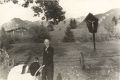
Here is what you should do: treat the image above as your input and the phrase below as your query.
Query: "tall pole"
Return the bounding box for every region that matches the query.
[89,20,96,51]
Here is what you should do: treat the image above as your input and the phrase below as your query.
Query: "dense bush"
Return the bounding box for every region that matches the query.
[29,25,50,43]
[69,19,77,29]
[0,27,10,49]
[7,35,20,44]
[47,24,54,31]
[62,27,75,42]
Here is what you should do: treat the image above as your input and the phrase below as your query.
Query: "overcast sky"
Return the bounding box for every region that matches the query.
[0,0,120,25]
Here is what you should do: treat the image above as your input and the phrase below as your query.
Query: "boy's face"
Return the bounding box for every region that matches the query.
[34,59,38,62]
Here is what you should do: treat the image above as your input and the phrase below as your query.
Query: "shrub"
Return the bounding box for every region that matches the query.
[0,27,10,49]
[47,24,54,31]
[69,19,77,29]
[62,27,75,42]
[7,35,20,44]
[29,25,50,43]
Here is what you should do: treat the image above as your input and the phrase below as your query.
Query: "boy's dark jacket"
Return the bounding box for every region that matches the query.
[29,62,40,76]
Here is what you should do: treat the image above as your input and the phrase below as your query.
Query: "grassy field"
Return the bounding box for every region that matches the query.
[0,40,120,80]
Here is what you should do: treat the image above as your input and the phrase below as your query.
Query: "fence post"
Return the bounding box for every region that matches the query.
[57,73,62,80]
[80,52,85,70]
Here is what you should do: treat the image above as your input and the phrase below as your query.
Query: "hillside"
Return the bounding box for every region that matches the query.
[71,8,120,42]
[1,18,49,31]
[1,8,120,42]
[1,18,31,31]
[50,8,120,42]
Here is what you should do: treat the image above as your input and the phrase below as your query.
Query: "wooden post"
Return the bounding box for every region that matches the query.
[57,73,62,80]
[93,32,96,51]
[91,21,96,51]
[80,52,85,70]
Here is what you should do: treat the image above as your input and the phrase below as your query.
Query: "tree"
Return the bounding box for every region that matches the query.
[69,19,77,29]
[62,27,75,42]
[47,23,54,31]
[0,0,65,24]
[112,16,117,25]
[29,24,50,43]
[73,19,77,28]
[64,21,66,24]
[0,27,10,49]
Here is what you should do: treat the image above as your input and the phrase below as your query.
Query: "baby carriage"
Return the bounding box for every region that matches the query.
[7,64,45,80]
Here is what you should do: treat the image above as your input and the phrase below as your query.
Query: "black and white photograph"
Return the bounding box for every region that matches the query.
[0,0,120,80]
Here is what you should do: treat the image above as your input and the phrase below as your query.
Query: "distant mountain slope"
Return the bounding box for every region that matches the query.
[51,8,120,42]
[1,18,51,31]
[2,18,32,31]
[98,8,120,33]
[1,8,120,42]
[71,8,120,41]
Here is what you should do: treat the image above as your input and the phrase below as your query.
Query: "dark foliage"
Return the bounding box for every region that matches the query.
[29,24,50,43]
[0,27,10,49]
[63,27,75,42]
[69,19,77,29]
[47,23,54,31]
[0,0,65,24]
[112,16,118,25]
